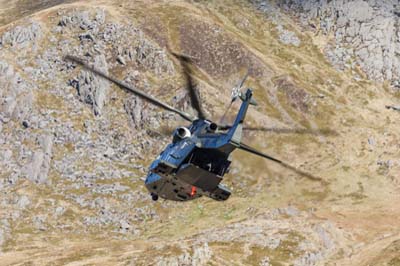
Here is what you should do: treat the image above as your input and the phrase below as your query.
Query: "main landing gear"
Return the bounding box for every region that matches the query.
[151,193,159,201]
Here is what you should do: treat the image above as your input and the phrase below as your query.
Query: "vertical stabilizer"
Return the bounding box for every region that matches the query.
[227,89,253,146]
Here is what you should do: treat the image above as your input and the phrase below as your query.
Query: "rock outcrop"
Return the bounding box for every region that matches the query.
[23,135,54,184]
[0,21,42,48]
[58,9,106,30]
[279,0,400,86]
[0,61,35,124]
[72,54,110,116]
[156,243,213,266]
[0,219,10,252]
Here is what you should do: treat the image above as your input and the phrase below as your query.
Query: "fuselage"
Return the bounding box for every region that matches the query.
[145,119,233,201]
[145,89,254,202]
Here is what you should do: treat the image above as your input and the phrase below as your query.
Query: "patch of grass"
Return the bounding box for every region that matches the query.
[342,166,351,172]
[301,188,329,201]
[35,89,66,110]
[341,181,367,203]
[245,231,305,265]
[389,257,400,266]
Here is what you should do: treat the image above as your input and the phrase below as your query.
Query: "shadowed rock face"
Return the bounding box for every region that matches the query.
[0,0,76,26]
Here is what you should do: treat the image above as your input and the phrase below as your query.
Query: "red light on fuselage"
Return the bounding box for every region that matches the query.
[190,186,197,197]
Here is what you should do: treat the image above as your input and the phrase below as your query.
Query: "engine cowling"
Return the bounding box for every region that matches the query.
[207,122,218,133]
[173,127,191,142]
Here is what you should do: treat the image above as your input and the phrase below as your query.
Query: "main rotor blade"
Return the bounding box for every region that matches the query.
[171,52,207,120]
[242,127,338,136]
[65,55,195,122]
[218,125,337,136]
[238,142,323,182]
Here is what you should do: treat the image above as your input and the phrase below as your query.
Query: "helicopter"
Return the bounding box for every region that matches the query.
[65,53,321,202]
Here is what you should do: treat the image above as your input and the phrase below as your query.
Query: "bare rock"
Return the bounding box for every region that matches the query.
[156,243,212,266]
[0,61,34,124]
[25,151,45,183]
[24,135,54,184]
[0,229,4,250]
[100,23,175,75]
[1,150,12,162]
[134,40,174,75]
[0,219,10,251]
[73,54,109,116]
[79,32,95,42]
[58,9,105,31]
[55,206,65,217]
[315,225,335,250]
[124,96,147,129]
[12,92,34,123]
[119,220,131,233]
[192,243,213,266]
[0,21,42,48]
[277,25,301,46]
[83,208,135,229]
[324,45,353,71]
[92,182,129,194]
[17,195,31,209]
[278,0,400,84]
[117,55,126,65]
[32,216,47,231]
[260,257,271,266]
[294,251,323,266]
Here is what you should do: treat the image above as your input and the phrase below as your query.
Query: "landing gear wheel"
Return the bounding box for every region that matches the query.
[151,193,159,201]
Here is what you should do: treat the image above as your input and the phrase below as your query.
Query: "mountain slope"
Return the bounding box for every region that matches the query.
[0,1,399,265]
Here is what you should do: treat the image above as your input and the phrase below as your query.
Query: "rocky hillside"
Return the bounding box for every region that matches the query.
[0,0,399,265]
[279,0,400,86]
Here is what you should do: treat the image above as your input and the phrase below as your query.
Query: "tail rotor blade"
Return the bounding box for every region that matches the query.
[231,70,249,103]
[237,70,249,90]
[220,71,249,124]
[64,55,195,122]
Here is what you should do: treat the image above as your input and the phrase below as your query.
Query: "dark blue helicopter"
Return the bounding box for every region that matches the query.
[145,87,254,202]
[66,54,320,202]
